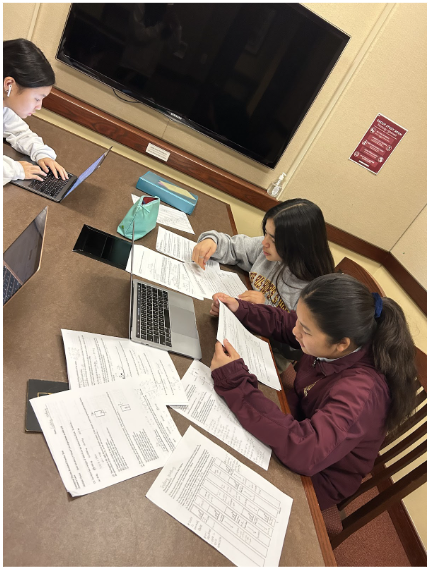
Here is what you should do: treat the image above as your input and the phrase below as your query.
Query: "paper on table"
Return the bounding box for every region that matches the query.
[171,361,271,469]
[31,379,182,497]
[132,194,194,234]
[217,302,281,390]
[61,329,188,405]
[156,226,219,271]
[126,244,204,300]
[183,262,248,300]
[146,426,292,567]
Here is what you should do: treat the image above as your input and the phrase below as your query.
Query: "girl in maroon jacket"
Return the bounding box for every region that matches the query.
[209,273,417,510]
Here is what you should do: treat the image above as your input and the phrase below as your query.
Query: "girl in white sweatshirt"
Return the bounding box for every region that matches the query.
[3,38,67,186]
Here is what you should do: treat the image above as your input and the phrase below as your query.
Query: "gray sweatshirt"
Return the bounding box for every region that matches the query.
[198,230,308,311]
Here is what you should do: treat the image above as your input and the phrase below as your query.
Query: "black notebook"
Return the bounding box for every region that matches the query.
[25,379,69,432]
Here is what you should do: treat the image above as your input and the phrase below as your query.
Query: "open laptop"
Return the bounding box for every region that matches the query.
[3,206,48,305]
[5,145,112,202]
[128,223,202,359]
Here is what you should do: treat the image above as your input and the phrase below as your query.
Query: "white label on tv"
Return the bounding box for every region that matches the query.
[146,143,170,162]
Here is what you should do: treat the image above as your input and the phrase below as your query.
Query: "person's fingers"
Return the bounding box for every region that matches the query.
[223,339,239,357]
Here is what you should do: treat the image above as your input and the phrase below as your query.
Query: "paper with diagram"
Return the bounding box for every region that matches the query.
[31,379,182,497]
[217,302,281,390]
[171,361,271,469]
[146,426,292,567]
[61,329,188,405]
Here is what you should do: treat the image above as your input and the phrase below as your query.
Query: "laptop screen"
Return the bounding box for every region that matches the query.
[63,146,112,198]
[128,221,135,339]
[3,207,48,303]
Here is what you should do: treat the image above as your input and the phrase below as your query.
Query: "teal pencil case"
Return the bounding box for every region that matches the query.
[117,195,159,240]
[136,171,197,215]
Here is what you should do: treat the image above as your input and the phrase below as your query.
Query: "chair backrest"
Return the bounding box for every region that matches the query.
[335,256,385,296]
[330,347,427,549]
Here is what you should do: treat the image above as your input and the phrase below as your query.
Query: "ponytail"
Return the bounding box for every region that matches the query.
[301,274,417,433]
[371,298,417,432]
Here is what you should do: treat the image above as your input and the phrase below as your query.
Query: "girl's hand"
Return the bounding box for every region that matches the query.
[19,161,46,181]
[210,293,239,317]
[238,290,265,304]
[192,239,217,270]
[37,158,69,181]
[210,339,241,371]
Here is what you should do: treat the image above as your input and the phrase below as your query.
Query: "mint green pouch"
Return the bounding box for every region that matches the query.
[117,196,160,240]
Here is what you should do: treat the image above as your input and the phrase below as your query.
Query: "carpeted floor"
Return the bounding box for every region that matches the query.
[322,487,411,567]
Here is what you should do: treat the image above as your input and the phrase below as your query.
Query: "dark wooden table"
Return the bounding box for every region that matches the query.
[3,118,335,566]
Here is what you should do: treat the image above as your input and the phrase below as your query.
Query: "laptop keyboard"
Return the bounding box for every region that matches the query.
[3,265,21,305]
[29,170,73,197]
[136,282,172,347]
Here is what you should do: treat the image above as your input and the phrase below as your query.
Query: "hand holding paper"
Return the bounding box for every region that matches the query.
[210,338,242,371]
[216,300,281,390]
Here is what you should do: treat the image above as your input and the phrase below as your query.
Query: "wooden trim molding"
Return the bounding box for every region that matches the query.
[43,88,426,314]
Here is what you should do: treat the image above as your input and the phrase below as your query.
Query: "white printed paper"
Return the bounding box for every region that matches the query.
[126,244,203,300]
[61,329,188,405]
[132,194,194,234]
[146,427,292,567]
[183,262,248,300]
[171,361,271,469]
[217,302,281,390]
[156,226,219,271]
[31,379,182,496]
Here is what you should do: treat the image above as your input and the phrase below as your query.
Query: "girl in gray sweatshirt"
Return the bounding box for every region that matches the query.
[192,198,335,367]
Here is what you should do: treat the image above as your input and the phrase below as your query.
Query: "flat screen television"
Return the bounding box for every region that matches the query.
[57,3,349,168]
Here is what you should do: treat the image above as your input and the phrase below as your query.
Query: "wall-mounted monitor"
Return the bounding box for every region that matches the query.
[57,3,350,168]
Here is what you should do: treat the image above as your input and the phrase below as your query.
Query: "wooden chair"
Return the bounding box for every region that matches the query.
[335,256,385,296]
[329,345,427,549]
[325,258,428,556]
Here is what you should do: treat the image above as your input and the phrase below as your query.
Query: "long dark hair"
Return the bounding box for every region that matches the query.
[3,38,55,88]
[262,198,334,283]
[300,273,417,433]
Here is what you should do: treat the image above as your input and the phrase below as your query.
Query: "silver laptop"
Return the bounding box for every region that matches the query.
[128,224,202,359]
[6,145,112,202]
[3,206,48,305]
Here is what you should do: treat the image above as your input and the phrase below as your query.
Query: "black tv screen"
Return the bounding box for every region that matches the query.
[57,4,349,168]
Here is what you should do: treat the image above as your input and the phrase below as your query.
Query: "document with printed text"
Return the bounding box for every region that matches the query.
[132,194,194,233]
[217,302,281,390]
[146,427,292,567]
[62,329,188,405]
[171,361,271,469]
[156,226,219,270]
[31,379,182,497]
[126,245,204,300]
[184,262,248,300]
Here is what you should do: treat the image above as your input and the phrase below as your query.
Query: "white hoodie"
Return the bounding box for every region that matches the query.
[3,107,56,185]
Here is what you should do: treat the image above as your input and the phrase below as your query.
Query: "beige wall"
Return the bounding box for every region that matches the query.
[3,3,427,288]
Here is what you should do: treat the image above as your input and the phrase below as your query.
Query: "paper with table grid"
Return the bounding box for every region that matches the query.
[146,426,292,567]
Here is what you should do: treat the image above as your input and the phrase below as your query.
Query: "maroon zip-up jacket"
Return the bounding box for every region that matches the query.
[212,300,390,510]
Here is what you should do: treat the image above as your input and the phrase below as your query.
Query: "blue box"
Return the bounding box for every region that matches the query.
[136,171,198,215]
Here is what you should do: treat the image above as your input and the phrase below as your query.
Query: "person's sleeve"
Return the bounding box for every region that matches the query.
[3,109,56,163]
[3,155,24,185]
[233,299,301,348]
[197,231,263,272]
[212,361,376,477]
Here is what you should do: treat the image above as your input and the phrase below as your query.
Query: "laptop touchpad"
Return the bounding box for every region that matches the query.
[170,306,199,339]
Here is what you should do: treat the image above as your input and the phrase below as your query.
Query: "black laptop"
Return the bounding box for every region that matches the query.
[5,145,112,202]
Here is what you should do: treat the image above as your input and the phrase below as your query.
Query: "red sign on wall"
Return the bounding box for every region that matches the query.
[349,114,407,174]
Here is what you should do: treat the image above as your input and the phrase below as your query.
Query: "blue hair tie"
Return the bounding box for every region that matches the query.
[372,292,383,319]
